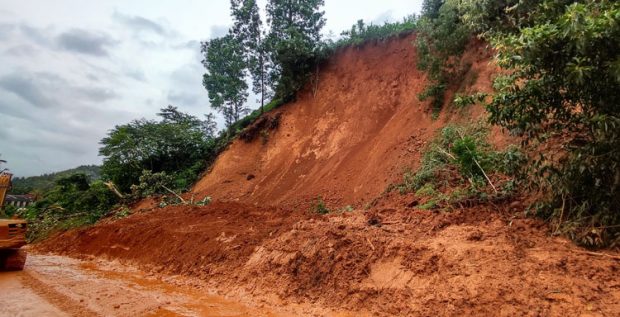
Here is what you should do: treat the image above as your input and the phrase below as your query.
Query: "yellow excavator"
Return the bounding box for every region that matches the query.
[0,170,28,270]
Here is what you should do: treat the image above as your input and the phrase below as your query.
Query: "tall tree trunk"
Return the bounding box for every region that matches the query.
[260,54,265,114]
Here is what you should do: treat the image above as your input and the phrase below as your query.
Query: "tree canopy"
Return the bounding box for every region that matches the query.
[201,35,250,126]
[99,106,218,192]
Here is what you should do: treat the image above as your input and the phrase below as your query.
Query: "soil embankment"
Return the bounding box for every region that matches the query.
[191,35,496,208]
[38,35,620,316]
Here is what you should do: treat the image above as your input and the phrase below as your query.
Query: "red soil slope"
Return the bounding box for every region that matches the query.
[192,34,496,208]
[39,35,620,316]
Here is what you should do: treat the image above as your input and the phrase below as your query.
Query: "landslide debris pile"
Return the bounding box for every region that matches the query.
[39,35,620,316]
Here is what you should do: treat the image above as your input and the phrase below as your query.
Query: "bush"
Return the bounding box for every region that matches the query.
[17,174,120,241]
[397,123,524,209]
[130,170,174,199]
[415,0,472,114]
[484,1,620,247]
[331,16,418,50]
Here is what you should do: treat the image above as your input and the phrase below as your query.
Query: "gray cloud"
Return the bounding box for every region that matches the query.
[210,25,229,38]
[75,86,118,102]
[172,40,199,50]
[112,12,167,36]
[19,24,51,45]
[168,90,200,107]
[0,23,15,39]
[0,73,54,107]
[124,68,147,82]
[4,44,38,57]
[56,28,117,56]
[0,99,30,119]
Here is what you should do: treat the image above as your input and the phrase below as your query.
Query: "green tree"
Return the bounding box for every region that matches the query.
[415,0,471,113]
[158,105,217,138]
[486,0,620,246]
[265,0,326,101]
[421,0,444,19]
[99,107,217,192]
[201,35,249,126]
[230,0,272,113]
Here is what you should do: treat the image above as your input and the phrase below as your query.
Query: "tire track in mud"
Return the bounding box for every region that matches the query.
[20,270,100,317]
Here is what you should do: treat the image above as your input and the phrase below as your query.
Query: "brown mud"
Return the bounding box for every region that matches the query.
[0,253,290,317]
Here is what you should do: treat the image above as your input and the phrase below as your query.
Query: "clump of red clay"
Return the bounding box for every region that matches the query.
[38,34,620,316]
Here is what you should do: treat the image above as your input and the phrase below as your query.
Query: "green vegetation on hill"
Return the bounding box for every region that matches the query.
[332,16,418,49]
[13,173,118,241]
[10,165,101,195]
[412,0,620,247]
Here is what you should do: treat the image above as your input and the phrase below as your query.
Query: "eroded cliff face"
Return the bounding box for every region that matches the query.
[192,35,496,207]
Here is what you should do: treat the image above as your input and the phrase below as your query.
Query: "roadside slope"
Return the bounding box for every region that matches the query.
[192,35,495,208]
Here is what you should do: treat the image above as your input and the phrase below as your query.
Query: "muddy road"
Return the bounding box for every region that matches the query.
[0,253,280,317]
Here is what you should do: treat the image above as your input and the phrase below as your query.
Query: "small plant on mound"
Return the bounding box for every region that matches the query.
[312,196,330,215]
[397,123,525,210]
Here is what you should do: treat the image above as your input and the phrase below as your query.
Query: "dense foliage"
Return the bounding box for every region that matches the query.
[202,0,326,109]
[14,173,119,241]
[483,0,620,246]
[230,0,272,113]
[9,165,100,195]
[415,0,619,246]
[201,35,250,126]
[99,106,218,193]
[332,16,418,49]
[265,0,326,101]
[415,0,472,113]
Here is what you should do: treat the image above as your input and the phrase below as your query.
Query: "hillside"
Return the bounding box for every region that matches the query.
[10,165,101,194]
[38,36,620,316]
[192,35,496,208]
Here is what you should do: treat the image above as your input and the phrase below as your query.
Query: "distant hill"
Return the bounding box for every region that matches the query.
[10,165,101,194]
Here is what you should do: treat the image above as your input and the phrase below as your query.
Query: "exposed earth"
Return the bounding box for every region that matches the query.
[17,35,620,316]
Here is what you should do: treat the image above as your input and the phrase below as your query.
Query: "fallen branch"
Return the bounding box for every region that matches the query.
[104,181,124,199]
[161,185,187,204]
[366,237,376,251]
[577,250,620,260]
[472,156,498,194]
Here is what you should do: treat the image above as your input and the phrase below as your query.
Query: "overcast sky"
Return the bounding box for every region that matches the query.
[0,0,423,177]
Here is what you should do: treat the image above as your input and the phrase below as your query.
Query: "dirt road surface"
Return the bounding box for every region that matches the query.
[0,253,280,317]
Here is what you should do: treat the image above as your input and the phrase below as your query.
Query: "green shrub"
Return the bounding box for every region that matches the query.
[415,0,472,114]
[130,170,174,199]
[16,174,120,241]
[397,123,524,209]
[330,16,418,50]
[483,0,620,247]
